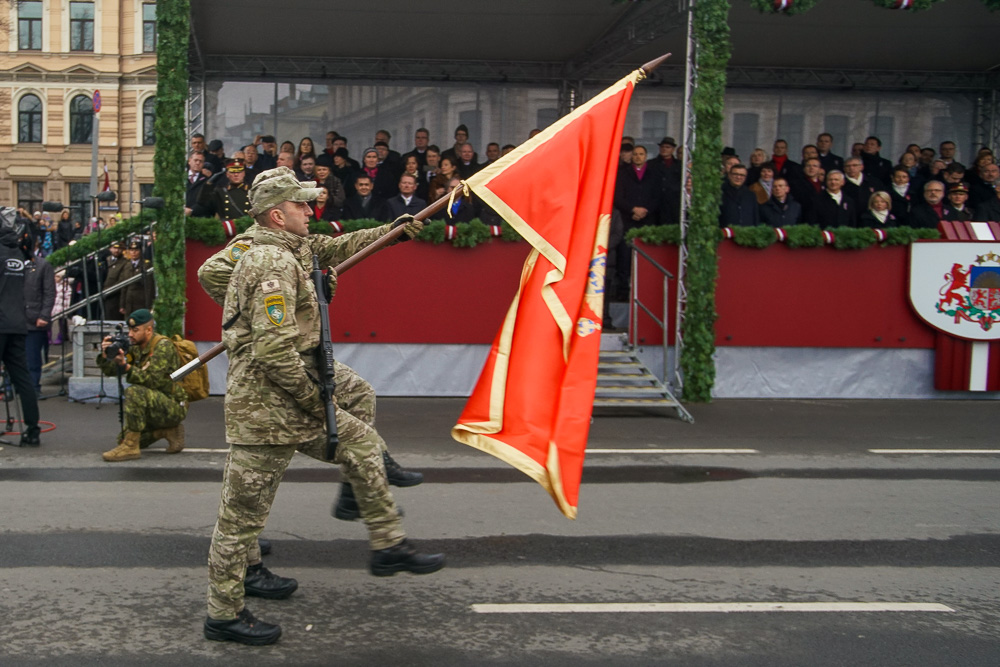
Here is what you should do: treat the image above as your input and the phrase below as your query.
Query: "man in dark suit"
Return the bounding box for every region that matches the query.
[861,136,893,186]
[771,139,801,182]
[816,132,844,174]
[648,136,682,225]
[184,150,209,215]
[718,164,758,227]
[374,130,403,170]
[383,174,427,222]
[402,128,431,169]
[456,143,480,178]
[909,180,957,229]
[813,171,858,228]
[843,157,885,214]
[341,174,385,220]
[973,185,1000,222]
[614,145,661,230]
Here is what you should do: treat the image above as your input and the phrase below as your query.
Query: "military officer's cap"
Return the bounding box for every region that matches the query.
[127,309,153,327]
[110,240,123,249]
[248,167,323,216]
[949,181,970,194]
[226,157,246,173]
[127,238,142,250]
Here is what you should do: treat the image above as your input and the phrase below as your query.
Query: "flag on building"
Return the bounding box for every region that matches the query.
[451,67,645,519]
[102,161,111,191]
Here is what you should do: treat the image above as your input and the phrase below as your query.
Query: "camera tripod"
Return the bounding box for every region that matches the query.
[0,364,24,447]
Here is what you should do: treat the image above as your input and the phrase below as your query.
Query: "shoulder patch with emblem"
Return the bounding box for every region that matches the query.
[261,279,281,294]
[264,295,286,325]
[229,242,251,262]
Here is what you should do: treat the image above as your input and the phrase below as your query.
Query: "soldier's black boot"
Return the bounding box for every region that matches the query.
[19,425,40,447]
[371,539,445,577]
[243,562,298,599]
[258,538,271,556]
[332,482,404,521]
[383,451,424,487]
[204,607,281,645]
[332,482,360,521]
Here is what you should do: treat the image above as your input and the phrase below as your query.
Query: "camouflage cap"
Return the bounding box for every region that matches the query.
[248,166,323,216]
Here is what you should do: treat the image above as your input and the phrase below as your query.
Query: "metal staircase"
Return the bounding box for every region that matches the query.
[594,333,693,422]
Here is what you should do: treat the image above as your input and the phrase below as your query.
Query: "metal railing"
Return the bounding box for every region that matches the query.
[629,242,675,392]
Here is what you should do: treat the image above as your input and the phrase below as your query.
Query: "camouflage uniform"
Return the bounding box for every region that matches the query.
[203,189,416,620]
[96,334,188,440]
[197,224,386,441]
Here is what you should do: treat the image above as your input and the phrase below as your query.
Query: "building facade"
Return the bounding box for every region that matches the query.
[0,0,157,224]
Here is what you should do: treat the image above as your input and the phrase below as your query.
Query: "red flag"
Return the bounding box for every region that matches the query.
[451,69,643,518]
[102,162,111,191]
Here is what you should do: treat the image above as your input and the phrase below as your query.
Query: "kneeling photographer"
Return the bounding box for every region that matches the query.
[97,309,188,462]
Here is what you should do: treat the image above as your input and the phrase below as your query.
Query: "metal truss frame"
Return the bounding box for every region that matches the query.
[674,0,696,396]
[190,52,1000,96]
[973,89,1000,155]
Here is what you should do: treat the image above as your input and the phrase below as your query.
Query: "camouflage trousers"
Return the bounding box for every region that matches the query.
[238,362,385,567]
[206,392,404,620]
[120,385,186,442]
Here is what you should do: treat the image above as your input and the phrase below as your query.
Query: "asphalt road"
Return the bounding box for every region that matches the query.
[0,396,998,666]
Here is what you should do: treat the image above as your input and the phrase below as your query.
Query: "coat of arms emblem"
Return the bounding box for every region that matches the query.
[910,242,1000,341]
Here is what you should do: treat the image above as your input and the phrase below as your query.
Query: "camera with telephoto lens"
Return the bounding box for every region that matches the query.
[106,324,131,359]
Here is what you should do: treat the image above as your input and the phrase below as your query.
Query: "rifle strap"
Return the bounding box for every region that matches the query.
[222,310,240,331]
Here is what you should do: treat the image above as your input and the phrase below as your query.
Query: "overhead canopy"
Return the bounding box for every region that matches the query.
[190,0,1000,91]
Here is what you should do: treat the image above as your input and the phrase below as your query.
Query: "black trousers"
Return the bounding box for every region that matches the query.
[0,333,40,429]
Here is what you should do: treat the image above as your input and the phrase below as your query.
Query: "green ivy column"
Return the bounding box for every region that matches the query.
[681,0,731,402]
[152,0,190,338]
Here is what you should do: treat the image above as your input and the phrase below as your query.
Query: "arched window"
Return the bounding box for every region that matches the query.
[70,94,94,144]
[142,97,156,146]
[18,94,42,143]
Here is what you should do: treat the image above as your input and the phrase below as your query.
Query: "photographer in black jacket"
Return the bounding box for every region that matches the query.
[0,207,41,446]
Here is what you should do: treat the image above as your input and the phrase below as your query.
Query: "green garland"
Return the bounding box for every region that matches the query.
[681,0,731,403]
[630,223,940,249]
[151,0,189,338]
[48,216,524,270]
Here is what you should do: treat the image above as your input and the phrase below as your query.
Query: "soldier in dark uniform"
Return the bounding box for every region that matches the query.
[101,241,125,318]
[112,238,155,318]
[198,157,252,222]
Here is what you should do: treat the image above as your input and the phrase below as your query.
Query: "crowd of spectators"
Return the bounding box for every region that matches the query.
[613,133,1000,233]
[183,125,519,226]
[708,135,999,229]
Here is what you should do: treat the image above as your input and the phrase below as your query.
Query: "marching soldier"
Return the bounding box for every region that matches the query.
[197,225,425,523]
[96,309,188,461]
[198,157,251,221]
[201,167,443,646]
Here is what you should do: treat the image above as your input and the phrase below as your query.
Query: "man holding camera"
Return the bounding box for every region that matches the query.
[97,309,188,462]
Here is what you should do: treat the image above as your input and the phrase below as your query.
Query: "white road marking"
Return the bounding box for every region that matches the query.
[586,448,758,454]
[869,449,1000,454]
[471,602,954,614]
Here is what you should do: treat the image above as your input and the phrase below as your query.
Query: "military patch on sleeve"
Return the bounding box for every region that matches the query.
[264,295,286,325]
[228,242,251,262]
[261,279,281,294]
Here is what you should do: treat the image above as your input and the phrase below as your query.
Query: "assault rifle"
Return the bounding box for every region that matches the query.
[311,255,339,460]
